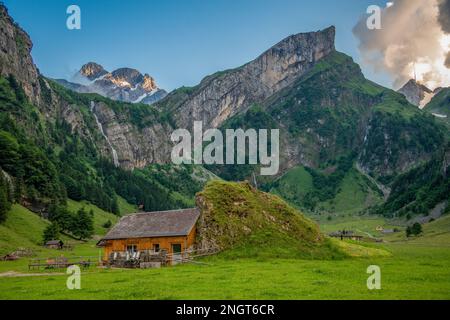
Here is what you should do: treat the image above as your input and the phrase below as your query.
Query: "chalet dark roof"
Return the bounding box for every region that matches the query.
[101,208,200,241]
[45,240,63,245]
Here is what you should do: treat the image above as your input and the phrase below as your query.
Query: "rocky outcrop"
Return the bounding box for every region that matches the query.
[0,5,40,104]
[92,101,173,169]
[398,79,433,108]
[164,26,336,129]
[0,6,100,153]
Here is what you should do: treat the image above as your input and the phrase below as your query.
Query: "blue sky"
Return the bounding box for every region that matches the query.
[3,0,391,91]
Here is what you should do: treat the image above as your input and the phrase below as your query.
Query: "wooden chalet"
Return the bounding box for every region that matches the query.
[44,240,64,249]
[97,208,200,267]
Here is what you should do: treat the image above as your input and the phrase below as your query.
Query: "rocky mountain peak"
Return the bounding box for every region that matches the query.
[106,68,145,88]
[58,64,167,104]
[80,62,108,81]
[167,26,336,128]
[398,79,434,108]
[142,74,157,92]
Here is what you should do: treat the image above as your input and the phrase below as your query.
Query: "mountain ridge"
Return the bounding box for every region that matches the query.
[0,2,448,221]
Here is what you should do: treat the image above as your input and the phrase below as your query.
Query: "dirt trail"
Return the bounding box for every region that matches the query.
[0,271,64,278]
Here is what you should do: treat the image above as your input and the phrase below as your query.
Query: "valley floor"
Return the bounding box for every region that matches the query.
[0,242,449,300]
[0,204,449,300]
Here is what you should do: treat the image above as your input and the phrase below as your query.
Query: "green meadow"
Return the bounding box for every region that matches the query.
[0,204,449,300]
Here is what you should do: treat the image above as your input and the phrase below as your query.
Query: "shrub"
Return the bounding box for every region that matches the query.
[102,220,112,229]
[406,223,423,237]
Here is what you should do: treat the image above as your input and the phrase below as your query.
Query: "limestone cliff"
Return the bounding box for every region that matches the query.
[0,5,40,105]
[162,27,336,129]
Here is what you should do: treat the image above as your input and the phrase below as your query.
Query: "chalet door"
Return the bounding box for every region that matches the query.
[171,244,182,265]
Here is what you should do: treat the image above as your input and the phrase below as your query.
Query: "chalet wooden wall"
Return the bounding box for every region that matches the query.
[102,227,197,261]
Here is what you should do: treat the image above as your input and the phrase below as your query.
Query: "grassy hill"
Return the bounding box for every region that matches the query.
[0,197,132,256]
[271,166,383,219]
[0,205,49,256]
[195,180,386,260]
[424,88,450,124]
[66,200,120,236]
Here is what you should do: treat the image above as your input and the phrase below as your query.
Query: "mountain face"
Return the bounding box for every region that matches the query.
[160,27,336,128]
[0,4,207,217]
[66,25,447,217]
[398,79,434,108]
[92,27,338,169]
[0,6,40,105]
[0,2,448,220]
[56,63,168,105]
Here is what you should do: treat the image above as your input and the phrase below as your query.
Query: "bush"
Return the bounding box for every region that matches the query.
[406,223,423,237]
[102,220,112,229]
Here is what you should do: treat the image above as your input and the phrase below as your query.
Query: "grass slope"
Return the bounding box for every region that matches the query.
[0,196,132,256]
[272,166,383,219]
[424,88,450,124]
[116,196,137,215]
[0,205,49,256]
[66,200,120,236]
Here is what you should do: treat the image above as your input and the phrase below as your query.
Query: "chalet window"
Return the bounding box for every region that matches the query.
[153,244,160,252]
[126,245,137,254]
[172,244,182,254]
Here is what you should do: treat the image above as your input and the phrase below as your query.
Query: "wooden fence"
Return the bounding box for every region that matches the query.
[28,256,99,271]
[107,248,219,268]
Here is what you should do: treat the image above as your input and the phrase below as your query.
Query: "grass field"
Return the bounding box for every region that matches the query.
[0,203,449,300]
[320,216,401,237]
[0,242,448,300]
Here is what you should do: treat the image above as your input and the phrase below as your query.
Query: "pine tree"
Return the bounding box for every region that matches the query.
[72,208,94,240]
[0,173,11,223]
[111,197,120,215]
[42,223,60,244]
[411,223,423,236]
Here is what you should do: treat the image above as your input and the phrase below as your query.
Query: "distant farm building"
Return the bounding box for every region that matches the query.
[328,231,363,241]
[44,240,64,250]
[98,208,201,267]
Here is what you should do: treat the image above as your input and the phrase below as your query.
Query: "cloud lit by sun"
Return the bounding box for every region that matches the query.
[354,0,450,90]
[406,34,450,89]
